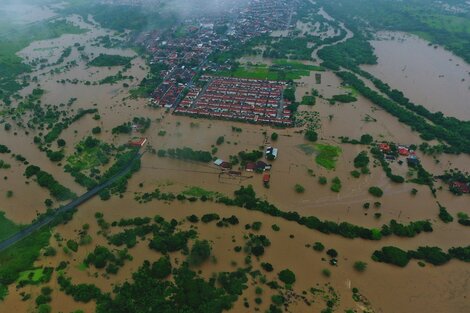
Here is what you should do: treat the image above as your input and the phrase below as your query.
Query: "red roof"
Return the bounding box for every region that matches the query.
[450,182,470,193]
[263,173,270,183]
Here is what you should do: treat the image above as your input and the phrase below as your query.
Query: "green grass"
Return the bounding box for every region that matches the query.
[0,212,22,241]
[182,186,221,198]
[17,268,45,283]
[314,144,342,170]
[76,262,88,271]
[67,140,111,171]
[216,61,323,81]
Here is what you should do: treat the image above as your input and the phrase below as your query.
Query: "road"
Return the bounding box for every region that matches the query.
[0,151,144,253]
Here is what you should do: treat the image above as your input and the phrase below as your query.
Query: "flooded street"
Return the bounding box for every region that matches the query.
[363,32,470,120]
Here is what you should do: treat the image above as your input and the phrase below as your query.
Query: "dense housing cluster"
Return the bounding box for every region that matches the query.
[175,77,292,125]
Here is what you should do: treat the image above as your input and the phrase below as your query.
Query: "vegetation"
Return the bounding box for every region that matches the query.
[331,94,357,103]
[278,269,296,285]
[158,147,212,163]
[437,203,454,223]
[314,144,341,170]
[88,54,133,67]
[368,187,384,198]
[25,165,76,201]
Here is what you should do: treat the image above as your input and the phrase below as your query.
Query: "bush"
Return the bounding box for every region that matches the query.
[261,262,273,272]
[66,240,78,252]
[438,203,453,223]
[326,249,338,258]
[353,261,367,272]
[294,184,305,193]
[368,186,383,197]
[92,127,102,134]
[322,269,331,277]
[318,176,327,185]
[278,269,296,285]
[271,133,279,141]
[313,242,324,252]
[304,129,318,142]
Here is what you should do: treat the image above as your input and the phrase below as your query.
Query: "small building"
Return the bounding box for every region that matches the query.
[265,146,278,160]
[379,143,391,153]
[128,137,147,147]
[450,181,470,194]
[245,162,256,172]
[220,162,231,169]
[398,146,410,156]
[213,159,224,166]
[255,161,270,171]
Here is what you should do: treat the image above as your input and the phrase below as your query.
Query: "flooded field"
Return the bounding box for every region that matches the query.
[1,6,469,313]
[363,31,470,120]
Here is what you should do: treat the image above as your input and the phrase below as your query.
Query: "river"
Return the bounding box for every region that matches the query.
[363,31,470,120]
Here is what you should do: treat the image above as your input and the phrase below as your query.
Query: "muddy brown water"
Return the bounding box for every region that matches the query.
[363,31,470,120]
[1,11,470,313]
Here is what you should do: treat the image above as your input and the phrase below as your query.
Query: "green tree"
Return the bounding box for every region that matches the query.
[189,240,211,266]
[278,269,296,285]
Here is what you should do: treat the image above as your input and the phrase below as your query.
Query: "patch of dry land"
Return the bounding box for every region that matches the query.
[0,8,469,313]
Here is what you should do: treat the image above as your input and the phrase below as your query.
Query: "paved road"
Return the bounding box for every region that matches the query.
[0,151,143,253]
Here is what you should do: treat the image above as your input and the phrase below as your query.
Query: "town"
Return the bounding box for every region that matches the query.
[140,0,298,124]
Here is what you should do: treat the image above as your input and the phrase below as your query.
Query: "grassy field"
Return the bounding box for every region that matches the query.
[182,186,221,198]
[314,144,342,170]
[216,61,323,81]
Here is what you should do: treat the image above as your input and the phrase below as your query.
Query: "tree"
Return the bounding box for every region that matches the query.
[313,242,324,252]
[368,186,383,197]
[261,262,273,272]
[278,269,296,285]
[271,133,279,141]
[189,240,211,266]
[151,256,172,279]
[304,129,318,142]
[360,134,373,144]
[92,127,102,134]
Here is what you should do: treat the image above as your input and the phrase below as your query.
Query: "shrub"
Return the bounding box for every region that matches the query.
[368,186,383,197]
[304,129,318,142]
[294,184,305,193]
[271,133,279,141]
[322,269,331,277]
[278,269,296,285]
[261,262,273,272]
[326,249,338,258]
[318,176,327,185]
[353,261,367,272]
[313,242,324,252]
[189,240,211,266]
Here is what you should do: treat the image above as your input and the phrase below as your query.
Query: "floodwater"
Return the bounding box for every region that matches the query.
[363,31,470,120]
[1,8,470,313]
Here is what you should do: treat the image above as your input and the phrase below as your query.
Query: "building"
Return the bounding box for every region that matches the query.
[128,137,147,147]
[265,146,278,160]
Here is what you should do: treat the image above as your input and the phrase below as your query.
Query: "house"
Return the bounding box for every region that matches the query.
[255,161,270,171]
[265,146,278,160]
[220,162,231,169]
[245,162,256,172]
[398,146,410,156]
[450,181,470,194]
[379,143,391,153]
[128,137,147,147]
